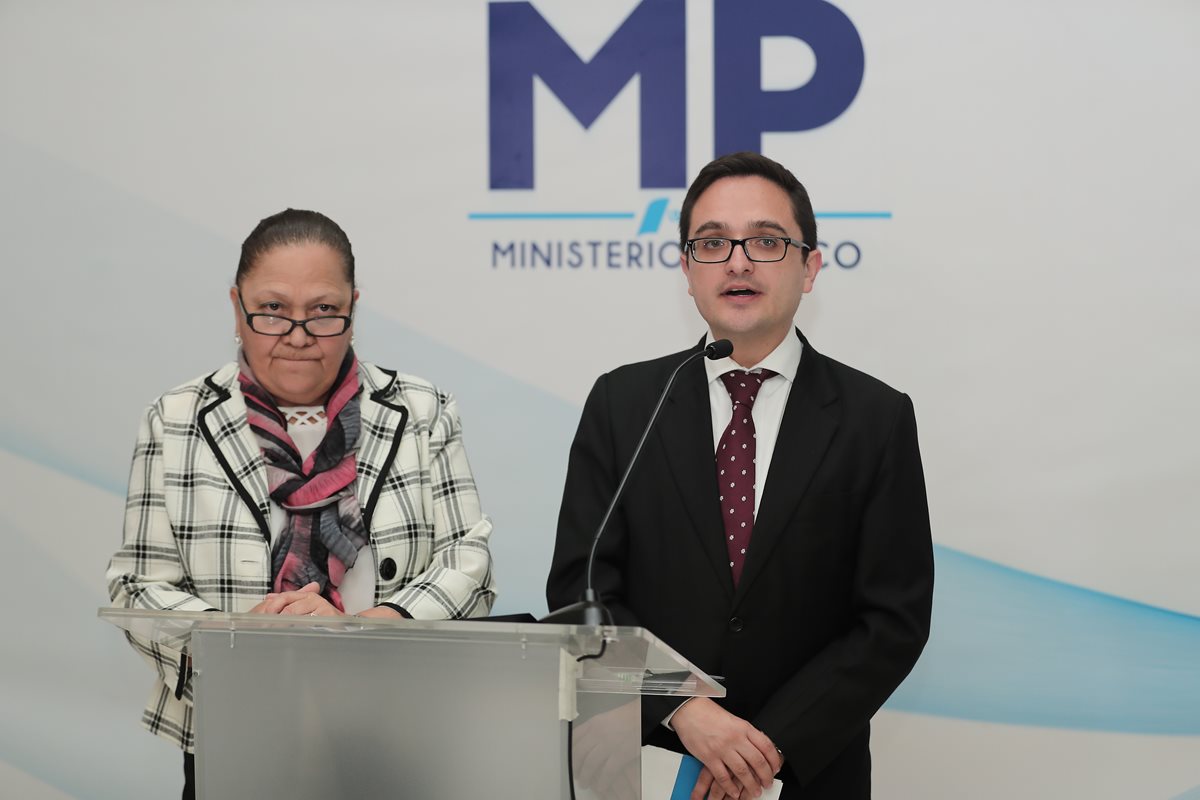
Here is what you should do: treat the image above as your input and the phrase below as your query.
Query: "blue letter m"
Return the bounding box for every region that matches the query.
[488,0,685,190]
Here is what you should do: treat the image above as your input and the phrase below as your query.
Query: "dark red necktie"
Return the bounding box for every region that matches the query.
[717,369,777,586]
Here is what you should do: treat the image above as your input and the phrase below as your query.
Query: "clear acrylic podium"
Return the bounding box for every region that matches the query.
[99,609,723,799]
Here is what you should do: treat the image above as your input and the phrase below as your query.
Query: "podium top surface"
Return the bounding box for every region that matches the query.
[99,608,725,697]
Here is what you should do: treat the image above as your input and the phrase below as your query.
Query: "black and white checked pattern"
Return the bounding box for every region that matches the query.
[106,361,496,751]
[716,369,776,585]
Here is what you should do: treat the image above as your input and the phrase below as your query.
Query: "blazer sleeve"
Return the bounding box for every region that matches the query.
[751,392,934,783]
[106,403,219,685]
[547,372,640,625]
[384,393,496,619]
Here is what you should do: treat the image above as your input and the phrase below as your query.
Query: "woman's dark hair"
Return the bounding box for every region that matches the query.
[236,209,356,287]
[678,152,817,251]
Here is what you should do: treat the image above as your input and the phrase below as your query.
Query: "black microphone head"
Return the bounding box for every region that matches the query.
[705,339,734,359]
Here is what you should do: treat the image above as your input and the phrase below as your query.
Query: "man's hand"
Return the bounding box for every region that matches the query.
[671,697,781,800]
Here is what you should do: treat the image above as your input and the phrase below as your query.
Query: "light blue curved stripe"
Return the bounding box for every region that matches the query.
[888,545,1200,733]
[5,130,1199,737]
[0,437,124,496]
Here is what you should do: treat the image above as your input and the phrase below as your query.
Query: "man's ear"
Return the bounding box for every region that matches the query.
[802,247,823,293]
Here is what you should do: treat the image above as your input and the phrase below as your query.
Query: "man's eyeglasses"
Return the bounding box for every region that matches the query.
[685,236,810,264]
[236,292,353,337]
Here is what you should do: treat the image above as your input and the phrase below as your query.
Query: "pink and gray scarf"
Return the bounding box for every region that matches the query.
[238,350,367,612]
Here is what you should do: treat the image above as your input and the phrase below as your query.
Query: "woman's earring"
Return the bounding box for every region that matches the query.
[351,335,356,346]
[234,333,242,346]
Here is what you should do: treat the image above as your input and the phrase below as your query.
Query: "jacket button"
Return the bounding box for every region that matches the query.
[379,558,397,581]
[728,616,744,633]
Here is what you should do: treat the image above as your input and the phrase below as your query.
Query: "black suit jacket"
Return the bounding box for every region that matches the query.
[547,331,934,798]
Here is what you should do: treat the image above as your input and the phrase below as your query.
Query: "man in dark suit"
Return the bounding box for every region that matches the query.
[547,152,934,799]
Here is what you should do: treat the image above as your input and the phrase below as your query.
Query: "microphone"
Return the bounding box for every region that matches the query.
[706,338,734,360]
[543,339,734,626]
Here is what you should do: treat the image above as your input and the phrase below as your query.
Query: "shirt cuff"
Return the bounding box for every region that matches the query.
[662,696,696,731]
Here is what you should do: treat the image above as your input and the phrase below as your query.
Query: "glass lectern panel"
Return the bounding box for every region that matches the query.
[99,609,724,799]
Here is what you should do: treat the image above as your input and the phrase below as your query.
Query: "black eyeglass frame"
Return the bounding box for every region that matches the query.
[236,291,354,338]
[685,236,812,264]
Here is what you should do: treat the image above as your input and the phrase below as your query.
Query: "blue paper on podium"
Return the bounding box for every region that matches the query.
[641,745,783,799]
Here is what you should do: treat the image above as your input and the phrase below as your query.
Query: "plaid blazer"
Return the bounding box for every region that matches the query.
[106,361,496,751]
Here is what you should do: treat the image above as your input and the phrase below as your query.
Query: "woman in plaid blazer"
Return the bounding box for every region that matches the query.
[106,210,495,784]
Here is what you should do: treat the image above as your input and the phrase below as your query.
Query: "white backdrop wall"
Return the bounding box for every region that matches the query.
[2,1,1198,797]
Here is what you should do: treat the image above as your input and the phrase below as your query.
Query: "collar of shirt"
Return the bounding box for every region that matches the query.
[702,330,803,387]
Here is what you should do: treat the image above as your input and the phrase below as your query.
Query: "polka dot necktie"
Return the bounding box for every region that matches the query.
[717,369,777,586]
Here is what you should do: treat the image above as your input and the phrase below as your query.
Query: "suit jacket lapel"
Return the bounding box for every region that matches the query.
[657,350,737,602]
[733,335,840,606]
[355,365,409,532]
[198,364,271,540]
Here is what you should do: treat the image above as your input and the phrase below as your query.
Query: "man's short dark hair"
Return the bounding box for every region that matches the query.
[678,152,817,252]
